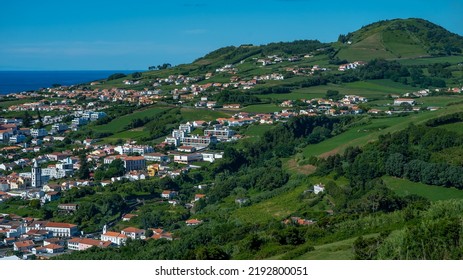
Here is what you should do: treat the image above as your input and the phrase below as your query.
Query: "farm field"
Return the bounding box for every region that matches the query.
[0,98,37,109]
[300,103,463,158]
[242,124,273,137]
[398,55,463,65]
[383,176,463,201]
[281,79,417,102]
[241,103,281,113]
[99,129,149,143]
[438,121,463,134]
[180,107,231,121]
[92,106,170,133]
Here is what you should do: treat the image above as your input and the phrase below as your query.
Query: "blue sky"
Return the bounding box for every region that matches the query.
[1,0,462,70]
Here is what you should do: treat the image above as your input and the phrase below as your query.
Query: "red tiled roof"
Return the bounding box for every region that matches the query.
[44,244,63,250]
[45,222,77,228]
[68,238,111,248]
[14,240,34,248]
[102,231,127,238]
[122,227,144,233]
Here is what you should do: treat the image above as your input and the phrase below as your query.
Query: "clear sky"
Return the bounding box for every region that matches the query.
[1,0,462,70]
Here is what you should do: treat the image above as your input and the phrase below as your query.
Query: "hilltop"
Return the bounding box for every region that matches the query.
[336,18,463,61]
[90,18,463,92]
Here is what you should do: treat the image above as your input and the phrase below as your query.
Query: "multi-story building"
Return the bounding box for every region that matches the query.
[71,117,89,127]
[173,154,203,164]
[100,231,127,246]
[143,153,169,163]
[165,137,180,147]
[68,238,112,251]
[42,158,74,179]
[181,135,217,148]
[123,156,146,171]
[115,144,154,155]
[90,112,107,121]
[121,227,145,239]
[51,123,68,133]
[26,221,78,237]
[30,128,48,138]
[9,134,26,144]
[204,127,235,140]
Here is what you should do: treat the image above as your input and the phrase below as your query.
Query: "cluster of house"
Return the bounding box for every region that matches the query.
[160,189,207,209]
[164,122,235,149]
[6,99,77,112]
[282,216,316,226]
[278,95,368,116]
[0,130,229,198]
[254,54,314,66]
[0,214,174,258]
[0,111,105,146]
[285,65,329,75]
[338,61,366,71]
[99,225,173,247]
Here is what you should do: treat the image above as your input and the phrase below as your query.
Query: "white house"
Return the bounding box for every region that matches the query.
[68,238,112,251]
[121,227,145,239]
[161,190,178,199]
[393,98,416,106]
[100,231,127,246]
[313,183,325,195]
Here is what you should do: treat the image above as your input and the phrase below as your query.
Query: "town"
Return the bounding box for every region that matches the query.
[1,43,463,260]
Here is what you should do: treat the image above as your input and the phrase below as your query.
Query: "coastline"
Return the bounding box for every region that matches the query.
[0,70,140,95]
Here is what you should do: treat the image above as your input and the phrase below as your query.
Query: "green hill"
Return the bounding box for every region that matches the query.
[336,18,463,61]
[193,40,329,68]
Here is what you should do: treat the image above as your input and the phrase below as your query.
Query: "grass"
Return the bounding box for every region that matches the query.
[0,98,36,109]
[180,108,231,121]
[399,55,463,66]
[337,33,397,61]
[256,91,320,101]
[92,106,170,133]
[299,103,463,158]
[382,30,428,58]
[383,176,463,202]
[278,79,417,102]
[415,95,463,107]
[296,237,356,260]
[242,124,273,137]
[438,122,463,134]
[99,129,150,143]
[231,184,308,224]
[241,103,281,113]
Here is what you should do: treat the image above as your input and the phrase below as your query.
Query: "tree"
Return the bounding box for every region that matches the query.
[23,111,32,127]
[77,153,90,179]
[385,153,406,177]
[29,199,41,209]
[195,246,229,260]
[107,73,127,81]
[132,72,142,79]
[36,110,43,124]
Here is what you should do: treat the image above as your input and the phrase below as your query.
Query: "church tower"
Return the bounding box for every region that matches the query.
[31,159,42,188]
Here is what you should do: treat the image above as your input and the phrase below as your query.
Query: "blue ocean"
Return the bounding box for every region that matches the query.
[0,70,139,94]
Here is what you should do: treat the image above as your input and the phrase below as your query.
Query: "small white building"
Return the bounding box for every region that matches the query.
[121,227,145,239]
[101,227,127,246]
[393,98,416,106]
[313,183,325,195]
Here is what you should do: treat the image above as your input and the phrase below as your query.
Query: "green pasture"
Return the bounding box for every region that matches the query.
[383,176,463,202]
[92,106,170,133]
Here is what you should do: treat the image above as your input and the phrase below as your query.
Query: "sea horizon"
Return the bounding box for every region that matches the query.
[0,70,142,95]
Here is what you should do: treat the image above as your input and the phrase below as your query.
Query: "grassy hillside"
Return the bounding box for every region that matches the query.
[337,18,463,61]
[383,176,463,201]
